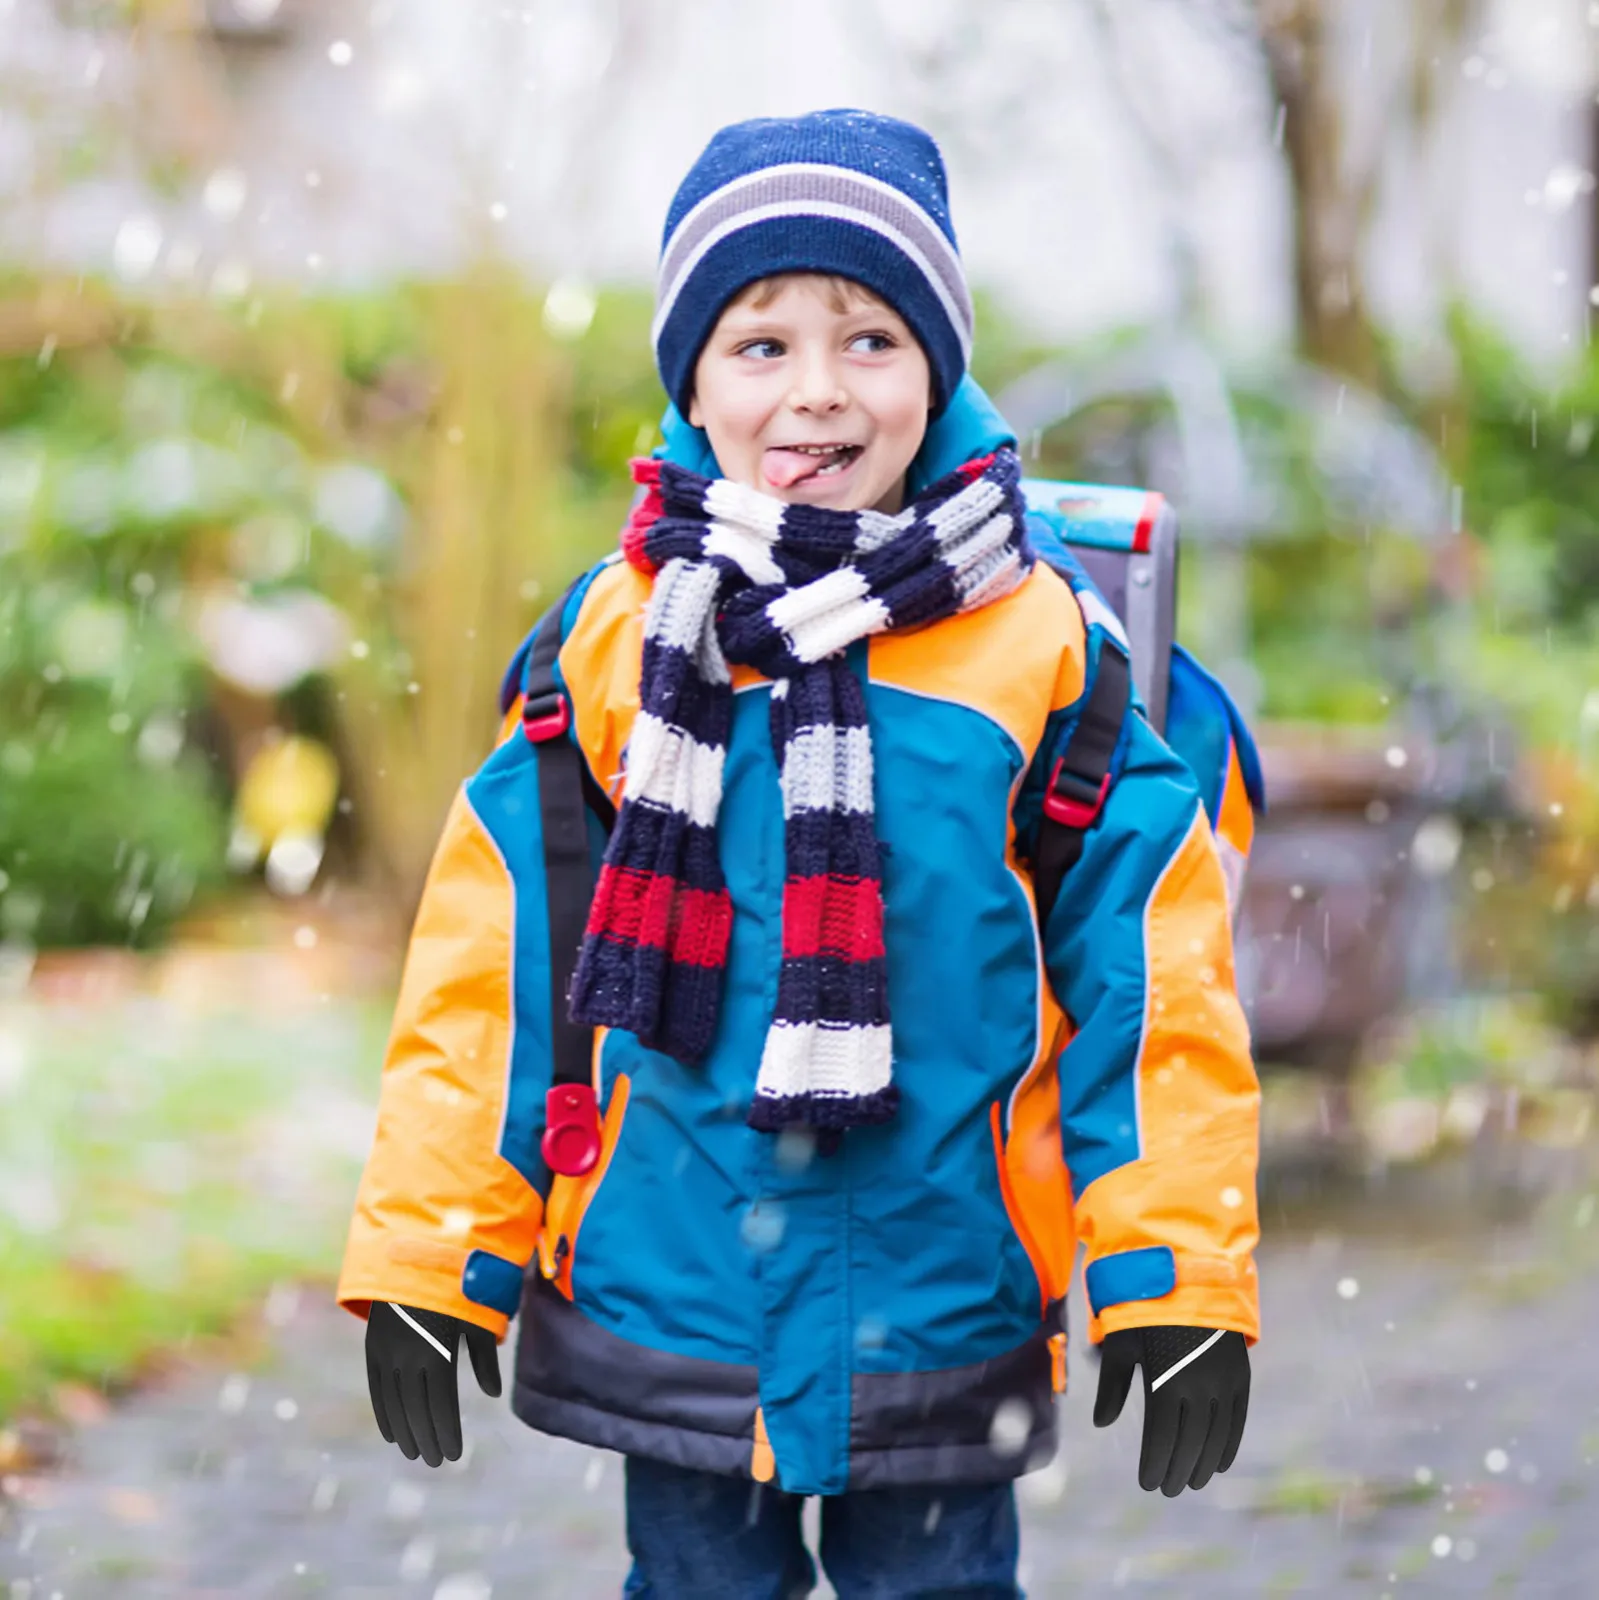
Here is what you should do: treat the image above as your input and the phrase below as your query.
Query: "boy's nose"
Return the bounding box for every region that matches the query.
[788,352,848,415]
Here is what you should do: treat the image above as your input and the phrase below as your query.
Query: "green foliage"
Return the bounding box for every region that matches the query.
[1245,532,1428,723]
[0,348,256,947]
[1446,312,1599,753]
[562,285,661,490]
[1452,316,1599,622]
[0,996,389,1420]
[1364,994,1565,1101]
[0,716,225,948]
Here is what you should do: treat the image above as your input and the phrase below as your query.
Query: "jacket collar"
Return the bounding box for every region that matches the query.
[652,375,1016,495]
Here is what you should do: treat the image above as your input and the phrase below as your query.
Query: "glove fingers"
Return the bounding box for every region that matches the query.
[1092,1345,1135,1428]
[382,1363,420,1461]
[405,1368,445,1468]
[426,1359,465,1463]
[1218,1384,1250,1474]
[1163,1395,1214,1497]
[1188,1393,1232,1490]
[1138,1391,1182,1493]
[464,1324,503,1399]
[366,1348,394,1444]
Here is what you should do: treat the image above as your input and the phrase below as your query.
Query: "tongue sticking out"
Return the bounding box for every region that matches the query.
[763,446,854,489]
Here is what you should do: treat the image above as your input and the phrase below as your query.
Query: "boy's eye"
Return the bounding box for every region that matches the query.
[848,332,896,354]
[736,338,785,359]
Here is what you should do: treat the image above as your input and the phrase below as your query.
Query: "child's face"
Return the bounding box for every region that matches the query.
[688,275,932,515]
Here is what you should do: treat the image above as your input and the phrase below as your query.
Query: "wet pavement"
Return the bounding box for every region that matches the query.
[4,1154,1599,1598]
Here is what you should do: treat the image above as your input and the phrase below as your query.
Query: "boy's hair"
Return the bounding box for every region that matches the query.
[729,273,889,316]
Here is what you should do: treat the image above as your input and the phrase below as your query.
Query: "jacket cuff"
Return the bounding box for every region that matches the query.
[463,1249,526,1316]
[336,1226,521,1340]
[1084,1246,1175,1315]
[1084,1254,1259,1346]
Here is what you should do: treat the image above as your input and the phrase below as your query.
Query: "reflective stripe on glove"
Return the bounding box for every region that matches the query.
[1092,1324,1250,1496]
[364,1302,502,1468]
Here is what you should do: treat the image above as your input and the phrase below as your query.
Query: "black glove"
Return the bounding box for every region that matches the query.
[364,1302,502,1468]
[1092,1324,1249,1496]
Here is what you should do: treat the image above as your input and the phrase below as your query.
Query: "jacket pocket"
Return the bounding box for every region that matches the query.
[537,1072,631,1299]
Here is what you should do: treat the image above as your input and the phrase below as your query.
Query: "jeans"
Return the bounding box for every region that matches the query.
[621,1457,1023,1600]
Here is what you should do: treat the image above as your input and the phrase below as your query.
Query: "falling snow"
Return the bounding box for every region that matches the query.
[988,1399,1033,1459]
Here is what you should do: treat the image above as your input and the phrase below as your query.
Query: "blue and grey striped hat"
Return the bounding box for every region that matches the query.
[653,109,973,419]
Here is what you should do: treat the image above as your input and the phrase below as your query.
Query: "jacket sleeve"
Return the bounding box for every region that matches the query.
[1019,644,1262,1347]
[334,721,549,1339]
[336,563,636,1339]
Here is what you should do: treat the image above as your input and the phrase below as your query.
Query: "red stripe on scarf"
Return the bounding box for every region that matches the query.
[956,451,998,484]
[779,874,886,961]
[587,863,732,968]
[623,459,666,573]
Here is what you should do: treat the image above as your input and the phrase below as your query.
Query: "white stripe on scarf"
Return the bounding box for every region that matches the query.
[928,475,1006,542]
[625,711,727,828]
[952,524,1026,606]
[704,525,786,586]
[780,724,876,817]
[755,1021,895,1098]
[767,568,893,664]
[704,477,787,538]
[644,558,733,678]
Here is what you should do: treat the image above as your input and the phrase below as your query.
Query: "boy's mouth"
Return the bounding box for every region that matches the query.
[763,442,865,490]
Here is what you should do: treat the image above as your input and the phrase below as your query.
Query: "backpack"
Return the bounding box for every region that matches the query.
[498,479,1266,1177]
[1016,478,1266,919]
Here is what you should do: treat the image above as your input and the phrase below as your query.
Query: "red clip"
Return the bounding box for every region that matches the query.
[542,1083,600,1177]
[523,696,571,744]
[1042,760,1109,828]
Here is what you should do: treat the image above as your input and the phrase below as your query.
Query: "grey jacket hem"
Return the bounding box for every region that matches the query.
[511,1272,1060,1492]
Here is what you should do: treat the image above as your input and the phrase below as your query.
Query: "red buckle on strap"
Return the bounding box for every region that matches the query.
[541,1084,600,1177]
[522,696,571,744]
[1043,759,1109,828]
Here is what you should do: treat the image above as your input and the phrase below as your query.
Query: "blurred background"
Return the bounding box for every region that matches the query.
[5,0,1599,1594]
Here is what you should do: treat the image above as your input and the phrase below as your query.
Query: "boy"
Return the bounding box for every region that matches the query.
[338,110,1260,1598]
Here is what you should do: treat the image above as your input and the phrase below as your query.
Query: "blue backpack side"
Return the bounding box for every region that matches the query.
[1021,478,1266,912]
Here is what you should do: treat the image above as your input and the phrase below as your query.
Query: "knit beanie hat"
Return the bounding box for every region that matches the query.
[652,109,973,420]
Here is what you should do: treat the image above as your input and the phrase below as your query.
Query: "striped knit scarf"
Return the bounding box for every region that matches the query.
[567,446,1034,1137]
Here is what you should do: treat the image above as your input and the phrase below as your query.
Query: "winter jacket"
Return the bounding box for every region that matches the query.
[336,380,1261,1496]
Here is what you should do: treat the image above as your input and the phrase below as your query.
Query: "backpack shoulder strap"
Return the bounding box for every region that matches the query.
[1032,632,1133,931]
[511,567,615,1176]
[512,564,620,830]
